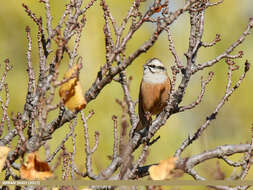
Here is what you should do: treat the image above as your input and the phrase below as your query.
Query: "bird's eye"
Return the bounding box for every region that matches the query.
[157,66,165,70]
[148,65,156,68]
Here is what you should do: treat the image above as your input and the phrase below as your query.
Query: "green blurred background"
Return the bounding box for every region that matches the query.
[0,0,253,184]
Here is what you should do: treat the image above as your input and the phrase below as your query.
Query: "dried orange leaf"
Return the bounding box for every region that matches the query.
[20,152,53,180]
[59,64,87,112]
[149,157,178,180]
[0,146,10,171]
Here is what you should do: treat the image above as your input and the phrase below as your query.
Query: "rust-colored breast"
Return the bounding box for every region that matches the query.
[140,78,171,115]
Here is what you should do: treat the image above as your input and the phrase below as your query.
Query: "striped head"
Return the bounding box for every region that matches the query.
[143,58,168,84]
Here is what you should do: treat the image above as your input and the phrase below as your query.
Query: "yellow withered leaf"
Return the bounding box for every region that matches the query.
[149,157,179,180]
[59,64,87,112]
[0,146,10,171]
[20,152,53,180]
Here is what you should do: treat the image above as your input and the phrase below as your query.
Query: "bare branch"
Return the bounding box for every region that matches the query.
[178,71,214,112]
[62,146,71,180]
[118,70,138,131]
[81,0,98,14]
[0,83,11,135]
[136,143,251,187]
[100,0,115,69]
[194,18,253,73]
[239,127,253,180]
[128,144,149,179]
[112,115,119,159]
[175,60,250,157]
[46,119,77,163]
[201,34,221,48]
[70,131,77,179]
[69,16,86,67]
[81,110,97,179]
[40,0,53,50]
[166,27,183,68]
[221,156,245,167]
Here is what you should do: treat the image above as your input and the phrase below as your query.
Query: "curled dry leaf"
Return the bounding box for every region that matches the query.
[149,157,183,180]
[59,64,87,112]
[0,146,10,171]
[20,152,53,180]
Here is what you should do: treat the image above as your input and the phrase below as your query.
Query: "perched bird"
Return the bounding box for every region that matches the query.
[134,58,171,133]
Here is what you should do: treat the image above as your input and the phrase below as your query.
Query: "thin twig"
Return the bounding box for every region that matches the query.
[112,115,119,159]
[165,27,183,68]
[46,119,77,162]
[174,60,250,157]
[179,71,214,112]
[194,18,253,73]
[81,110,97,179]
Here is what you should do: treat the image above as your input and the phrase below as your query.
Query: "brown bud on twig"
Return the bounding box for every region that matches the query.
[238,50,244,58]
[232,65,240,71]
[249,17,253,28]
[215,34,221,42]
[245,60,250,73]
[225,59,235,65]
[112,115,117,120]
[4,58,9,64]
[25,26,30,32]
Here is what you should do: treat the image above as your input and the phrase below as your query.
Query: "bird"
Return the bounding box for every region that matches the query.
[134,58,171,133]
